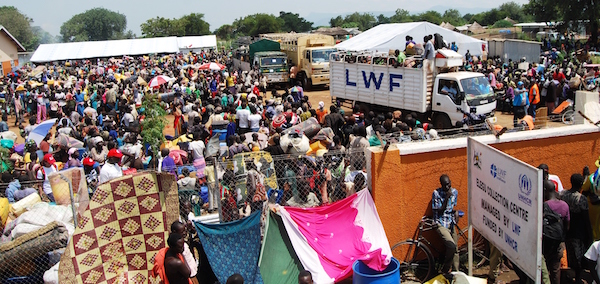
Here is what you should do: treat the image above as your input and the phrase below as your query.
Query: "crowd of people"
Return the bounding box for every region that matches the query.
[1,34,600,283]
[433,163,600,284]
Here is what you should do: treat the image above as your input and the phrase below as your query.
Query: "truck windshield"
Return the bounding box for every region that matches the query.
[460,77,495,106]
[261,57,287,67]
[312,49,336,63]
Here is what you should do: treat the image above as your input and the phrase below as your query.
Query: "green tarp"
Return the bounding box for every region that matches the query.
[259,211,303,284]
[249,39,281,60]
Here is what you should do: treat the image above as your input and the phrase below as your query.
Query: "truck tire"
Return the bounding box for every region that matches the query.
[302,75,312,91]
[432,113,452,130]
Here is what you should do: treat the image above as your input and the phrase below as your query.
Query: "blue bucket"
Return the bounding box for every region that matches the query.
[352,257,400,284]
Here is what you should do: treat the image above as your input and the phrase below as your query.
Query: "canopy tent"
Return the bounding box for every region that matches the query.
[177,35,217,51]
[31,37,179,62]
[335,22,487,56]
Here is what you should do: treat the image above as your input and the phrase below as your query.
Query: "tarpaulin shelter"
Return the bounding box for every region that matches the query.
[249,39,281,61]
[335,22,487,56]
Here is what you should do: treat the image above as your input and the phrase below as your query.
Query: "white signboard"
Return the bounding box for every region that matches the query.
[467,137,542,282]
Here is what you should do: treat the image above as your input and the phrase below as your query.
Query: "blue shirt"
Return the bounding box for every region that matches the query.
[432,188,458,229]
[5,180,20,203]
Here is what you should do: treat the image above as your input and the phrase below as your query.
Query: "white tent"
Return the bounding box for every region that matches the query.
[177,35,217,51]
[31,37,180,62]
[336,22,487,56]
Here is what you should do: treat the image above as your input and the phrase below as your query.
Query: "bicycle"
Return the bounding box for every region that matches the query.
[391,210,488,283]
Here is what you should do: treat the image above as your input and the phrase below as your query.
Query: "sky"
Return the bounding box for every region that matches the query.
[4,0,529,37]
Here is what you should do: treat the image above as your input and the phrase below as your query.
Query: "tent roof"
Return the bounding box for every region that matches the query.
[31,37,180,62]
[335,22,487,55]
[0,26,26,52]
[177,35,217,49]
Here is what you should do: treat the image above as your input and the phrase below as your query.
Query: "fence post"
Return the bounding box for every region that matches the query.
[213,157,222,223]
[59,172,78,228]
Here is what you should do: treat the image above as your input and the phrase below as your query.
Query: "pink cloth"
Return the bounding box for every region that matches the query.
[279,189,391,283]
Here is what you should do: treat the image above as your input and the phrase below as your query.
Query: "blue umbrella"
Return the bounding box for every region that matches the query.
[28,118,57,146]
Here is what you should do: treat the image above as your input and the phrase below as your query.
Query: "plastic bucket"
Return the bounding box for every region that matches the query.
[352,257,400,284]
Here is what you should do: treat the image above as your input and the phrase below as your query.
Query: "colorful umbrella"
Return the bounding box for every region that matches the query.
[290,86,300,93]
[28,118,57,146]
[198,62,226,71]
[148,75,173,88]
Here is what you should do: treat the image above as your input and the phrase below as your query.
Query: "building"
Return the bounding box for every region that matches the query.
[0,26,26,77]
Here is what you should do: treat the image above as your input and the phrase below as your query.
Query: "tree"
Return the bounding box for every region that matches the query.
[389,9,413,23]
[493,19,514,28]
[214,24,234,40]
[413,10,443,24]
[141,17,178,37]
[179,13,211,36]
[0,6,34,50]
[498,2,530,23]
[60,8,127,42]
[442,9,465,26]
[279,11,313,32]
[329,16,344,27]
[232,14,281,36]
[376,14,390,25]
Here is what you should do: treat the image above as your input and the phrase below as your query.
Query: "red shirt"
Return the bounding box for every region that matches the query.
[552,72,566,82]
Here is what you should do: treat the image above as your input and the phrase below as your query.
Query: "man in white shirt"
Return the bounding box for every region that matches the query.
[236,101,251,134]
[584,241,600,284]
[37,154,58,202]
[99,149,123,184]
[248,105,262,132]
[188,133,206,161]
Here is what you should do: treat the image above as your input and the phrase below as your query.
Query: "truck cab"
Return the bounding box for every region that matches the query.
[253,51,289,86]
[299,47,337,88]
[433,72,497,128]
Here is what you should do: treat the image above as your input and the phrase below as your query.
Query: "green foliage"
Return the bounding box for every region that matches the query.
[214,24,234,40]
[389,9,412,23]
[141,17,182,37]
[493,19,514,28]
[0,6,34,50]
[231,13,281,37]
[467,2,531,26]
[442,9,466,26]
[60,8,128,42]
[0,146,13,173]
[329,12,376,31]
[141,94,167,156]
[279,11,313,32]
[412,10,443,24]
[141,13,210,38]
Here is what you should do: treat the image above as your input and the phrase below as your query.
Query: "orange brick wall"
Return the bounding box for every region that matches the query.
[370,131,600,248]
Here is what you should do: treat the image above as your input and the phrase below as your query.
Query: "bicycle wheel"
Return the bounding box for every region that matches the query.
[562,109,575,125]
[392,240,435,283]
[457,227,488,269]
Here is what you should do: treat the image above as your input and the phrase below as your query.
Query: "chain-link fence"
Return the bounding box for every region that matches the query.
[0,148,367,283]
[174,148,369,224]
[0,168,86,284]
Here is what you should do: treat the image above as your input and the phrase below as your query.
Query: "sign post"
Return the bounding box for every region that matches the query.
[467,137,542,283]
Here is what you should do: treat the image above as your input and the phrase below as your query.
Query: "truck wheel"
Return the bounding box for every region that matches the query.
[302,76,312,91]
[433,113,452,129]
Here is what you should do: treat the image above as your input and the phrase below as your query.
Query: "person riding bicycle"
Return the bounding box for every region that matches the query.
[432,174,459,275]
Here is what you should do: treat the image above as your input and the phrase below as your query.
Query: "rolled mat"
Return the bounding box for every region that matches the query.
[0,221,69,273]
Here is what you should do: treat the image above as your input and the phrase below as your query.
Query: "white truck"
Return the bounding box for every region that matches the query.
[330,50,497,129]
